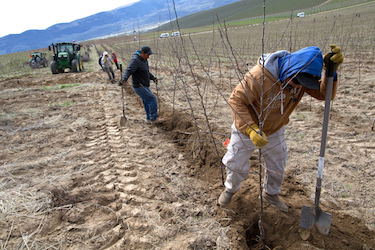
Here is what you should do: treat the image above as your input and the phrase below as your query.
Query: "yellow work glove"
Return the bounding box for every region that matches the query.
[323,44,343,72]
[246,124,268,149]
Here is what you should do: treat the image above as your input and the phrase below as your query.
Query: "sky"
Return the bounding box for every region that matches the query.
[0,0,140,38]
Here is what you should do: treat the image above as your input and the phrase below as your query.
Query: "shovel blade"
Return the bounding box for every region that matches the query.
[300,205,315,229]
[316,210,332,235]
[120,116,127,127]
[300,205,332,235]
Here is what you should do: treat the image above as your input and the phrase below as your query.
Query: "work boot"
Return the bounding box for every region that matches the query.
[218,189,235,207]
[262,191,288,212]
[151,117,165,124]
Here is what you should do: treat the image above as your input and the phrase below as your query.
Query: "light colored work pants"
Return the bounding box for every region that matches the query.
[104,66,115,80]
[222,123,287,195]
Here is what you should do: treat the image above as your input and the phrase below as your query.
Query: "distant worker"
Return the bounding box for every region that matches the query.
[98,54,104,71]
[101,51,115,82]
[112,52,119,70]
[218,45,343,212]
[119,46,164,124]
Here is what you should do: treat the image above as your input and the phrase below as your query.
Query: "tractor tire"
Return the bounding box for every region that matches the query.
[30,61,37,69]
[50,61,58,74]
[78,57,82,72]
[72,59,79,72]
[77,55,83,71]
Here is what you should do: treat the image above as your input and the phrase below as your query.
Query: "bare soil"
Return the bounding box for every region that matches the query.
[0,54,374,250]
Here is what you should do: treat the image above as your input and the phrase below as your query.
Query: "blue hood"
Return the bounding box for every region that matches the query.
[278,46,323,82]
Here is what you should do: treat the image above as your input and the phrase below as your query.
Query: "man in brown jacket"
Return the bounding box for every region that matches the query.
[219,45,343,212]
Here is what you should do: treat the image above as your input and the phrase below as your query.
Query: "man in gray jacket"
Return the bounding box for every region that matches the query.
[119,46,164,123]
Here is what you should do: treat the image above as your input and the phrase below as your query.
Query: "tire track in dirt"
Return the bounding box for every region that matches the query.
[52,83,229,249]
[83,85,133,248]
[95,85,203,248]
[44,83,157,248]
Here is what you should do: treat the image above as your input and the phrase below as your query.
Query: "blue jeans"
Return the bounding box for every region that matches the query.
[133,86,158,121]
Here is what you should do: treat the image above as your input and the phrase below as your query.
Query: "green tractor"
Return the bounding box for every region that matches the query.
[48,42,83,74]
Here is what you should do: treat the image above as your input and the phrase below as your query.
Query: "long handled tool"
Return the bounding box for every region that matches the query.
[300,55,335,235]
[119,63,127,127]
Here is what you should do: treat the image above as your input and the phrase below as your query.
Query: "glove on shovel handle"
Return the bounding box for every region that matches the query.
[300,52,335,235]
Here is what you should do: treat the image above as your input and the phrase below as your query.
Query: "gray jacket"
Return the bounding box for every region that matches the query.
[122,52,155,88]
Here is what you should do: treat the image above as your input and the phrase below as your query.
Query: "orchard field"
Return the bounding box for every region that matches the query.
[0,2,374,249]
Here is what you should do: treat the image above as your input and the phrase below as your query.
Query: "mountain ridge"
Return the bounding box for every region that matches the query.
[0,0,239,55]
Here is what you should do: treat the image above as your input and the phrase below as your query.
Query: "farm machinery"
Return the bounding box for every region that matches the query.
[48,42,83,74]
[28,52,48,69]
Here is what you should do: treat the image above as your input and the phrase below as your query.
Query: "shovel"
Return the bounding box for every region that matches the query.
[119,63,127,127]
[300,55,335,235]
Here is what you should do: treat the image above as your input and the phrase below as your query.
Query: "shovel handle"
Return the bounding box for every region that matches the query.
[119,63,125,117]
[121,84,125,116]
[318,55,335,171]
[315,54,335,211]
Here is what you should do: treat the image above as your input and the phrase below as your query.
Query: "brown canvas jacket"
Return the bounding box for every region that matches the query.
[229,59,338,136]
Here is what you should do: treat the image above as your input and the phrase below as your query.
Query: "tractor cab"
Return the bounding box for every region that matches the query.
[48,42,83,74]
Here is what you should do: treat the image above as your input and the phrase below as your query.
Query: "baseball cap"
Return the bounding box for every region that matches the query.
[141,46,154,55]
[295,73,320,89]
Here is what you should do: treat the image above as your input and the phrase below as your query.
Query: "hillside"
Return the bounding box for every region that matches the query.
[156,0,373,31]
[0,0,238,55]
[3,0,373,56]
